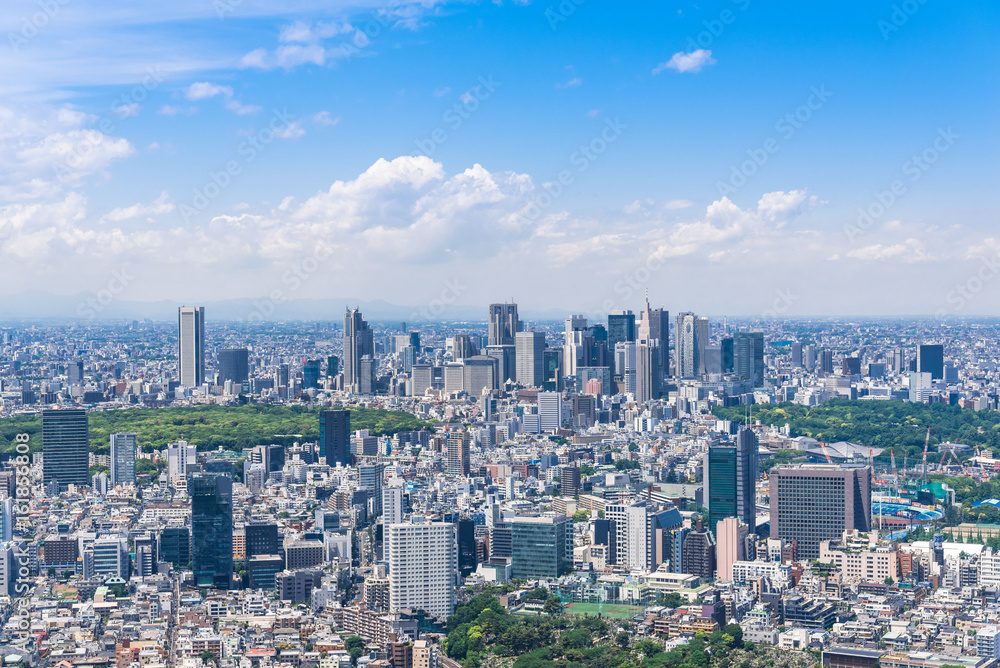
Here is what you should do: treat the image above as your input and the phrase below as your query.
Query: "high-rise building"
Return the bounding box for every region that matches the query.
[680,518,716,578]
[510,514,572,579]
[218,348,249,385]
[537,392,562,432]
[191,473,234,589]
[616,341,637,395]
[178,306,205,387]
[675,312,709,378]
[344,307,375,393]
[387,518,457,617]
[604,500,683,571]
[446,431,470,477]
[769,464,872,559]
[167,441,197,481]
[245,522,279,559]
[303,359,321,388]
[321,409,351,467]
[716,517,750,581]
[791,342,803,367]
[917,344,944,380]
[487,302,521,346]
[451,334,477,361]
[158,524,190,567]
[562,315,590,379]
[515,331,545,387]
[463,356,498,397]
[67,360,84,386]
[42,408,89,491]
[382,481,405,561]
[705,428,759,533]
[733,332,765,386]
[635,339,662,402]
[327,355,340,377]
[607,311,636,373]
[109,432,137,487]
[637,297,669,375]
[457,517,477,576]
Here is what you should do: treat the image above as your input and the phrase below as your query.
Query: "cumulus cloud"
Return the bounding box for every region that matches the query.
[846,238,934,262]
[184,82,260,114]
[653,49,716,74]
[101,192,174,223]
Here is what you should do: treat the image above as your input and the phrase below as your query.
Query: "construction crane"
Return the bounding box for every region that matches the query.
[922,427,931,484]
[819,441,834,464]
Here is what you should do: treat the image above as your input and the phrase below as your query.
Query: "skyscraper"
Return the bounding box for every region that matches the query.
[303,359,321,388]
[245,522,279,559]
[705,428,759,532]
[446,431,470,476]
[344,307,375,393]
[488,302,521,346]
[607,310,636,373]
[515,330,545,387]
[510,514,573,579]
[387,518,457,617]
[675,312,709,378]
[733,332,765,386]
[637,297,669,375]
[109,432,137,487]
[321,409,351,467]
[167,440,197,481]
[382,481,405,561]
[191,473,234,589]
[537,391,562,432]
[42,408,89,490]
[178,306,205,388]
[769,464,872,559]
[635,339,662,402]
[217,348,249,385]
[918,344,944,380]
[562,315,590,379]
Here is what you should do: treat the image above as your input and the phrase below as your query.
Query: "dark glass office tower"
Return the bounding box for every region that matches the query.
[43,408,89,490]
[159,525,191,567]
[321,409,351,466]
[705,428,759,532]
[245,522,279,559]
[327,355,340,377]
[457,517,477,576]
[218,348,249,384]
[191,473,233,589]
[303,360,321,388]
[607,311,636,351]
[917,344,944,380]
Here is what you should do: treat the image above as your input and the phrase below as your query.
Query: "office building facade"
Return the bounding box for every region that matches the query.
[191,473,234,589]
[321,409,351,467]
[109,432,137,487]
[178,306,206,387]
[386,518,457,617]
[769,464,872,559]
[42,408,89,490]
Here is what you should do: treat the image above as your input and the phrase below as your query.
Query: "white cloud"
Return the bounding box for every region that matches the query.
[556,77,582,89]
[158,104,195,116]
[273,121,305,140]
[312,111,340,127]
[652,49,716,74]
[101,192,175,223]
[185,82,232,100]
[113,103,141,118]
[184,82,259,114]
[846,239,934,262]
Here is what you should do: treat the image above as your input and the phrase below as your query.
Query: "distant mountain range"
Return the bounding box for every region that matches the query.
[0,291,570,323]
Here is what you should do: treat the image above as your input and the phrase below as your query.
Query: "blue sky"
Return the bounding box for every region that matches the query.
[1,0,998,318]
